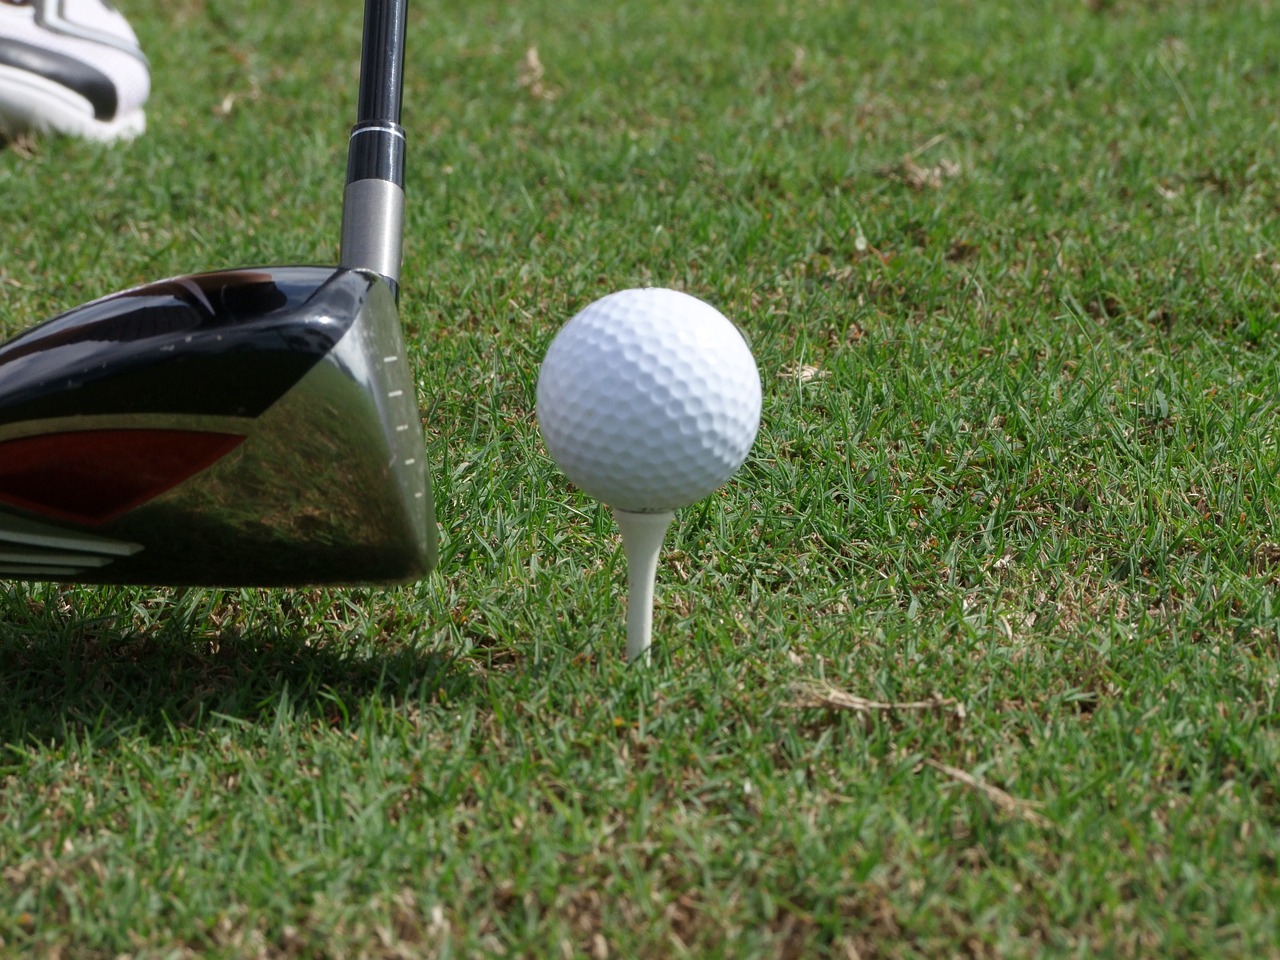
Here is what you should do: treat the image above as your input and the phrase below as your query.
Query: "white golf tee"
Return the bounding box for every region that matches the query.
[613,508,675,663]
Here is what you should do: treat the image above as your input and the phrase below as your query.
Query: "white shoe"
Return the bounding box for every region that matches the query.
[0,0,149,143]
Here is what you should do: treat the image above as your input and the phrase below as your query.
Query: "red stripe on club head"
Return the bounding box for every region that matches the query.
[0,429,246,525]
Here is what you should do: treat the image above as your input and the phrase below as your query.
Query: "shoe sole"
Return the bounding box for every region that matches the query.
[0,64,144,143]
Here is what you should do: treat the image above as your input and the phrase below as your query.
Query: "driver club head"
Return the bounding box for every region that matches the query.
[0,266,437,586]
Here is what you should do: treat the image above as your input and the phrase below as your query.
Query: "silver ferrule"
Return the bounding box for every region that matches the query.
[339,178,405,286]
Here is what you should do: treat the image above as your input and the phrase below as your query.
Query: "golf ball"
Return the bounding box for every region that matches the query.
[536,288,761,513]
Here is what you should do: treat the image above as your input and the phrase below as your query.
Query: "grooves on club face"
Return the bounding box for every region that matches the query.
[0,266,437,586]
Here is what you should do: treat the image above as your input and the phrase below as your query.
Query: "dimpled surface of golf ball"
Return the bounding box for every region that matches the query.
[536,288,761,513]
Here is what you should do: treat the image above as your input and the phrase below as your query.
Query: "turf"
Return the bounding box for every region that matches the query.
[2,0,1279,956]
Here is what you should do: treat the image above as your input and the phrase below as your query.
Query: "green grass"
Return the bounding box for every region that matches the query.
[3,0,1280,955]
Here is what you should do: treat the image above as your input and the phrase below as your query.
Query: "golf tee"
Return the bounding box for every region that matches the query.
[613,508,675,663]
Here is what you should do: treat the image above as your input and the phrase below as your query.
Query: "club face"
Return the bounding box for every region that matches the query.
[0,267,437,586]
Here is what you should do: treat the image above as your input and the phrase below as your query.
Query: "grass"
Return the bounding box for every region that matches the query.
[2,0,1280,955]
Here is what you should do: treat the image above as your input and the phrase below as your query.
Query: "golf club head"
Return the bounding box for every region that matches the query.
[0,266,437,586]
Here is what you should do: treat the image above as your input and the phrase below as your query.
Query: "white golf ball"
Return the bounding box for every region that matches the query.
[536,288,761,513]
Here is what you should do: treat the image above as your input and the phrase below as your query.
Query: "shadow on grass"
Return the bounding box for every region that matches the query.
[0,597,473,747]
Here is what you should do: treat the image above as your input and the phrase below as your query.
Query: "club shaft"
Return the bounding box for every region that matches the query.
[340,0,409,288]
[355,0,407,126]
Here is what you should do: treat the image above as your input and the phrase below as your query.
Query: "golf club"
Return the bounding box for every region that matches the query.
[0,0,437,586]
